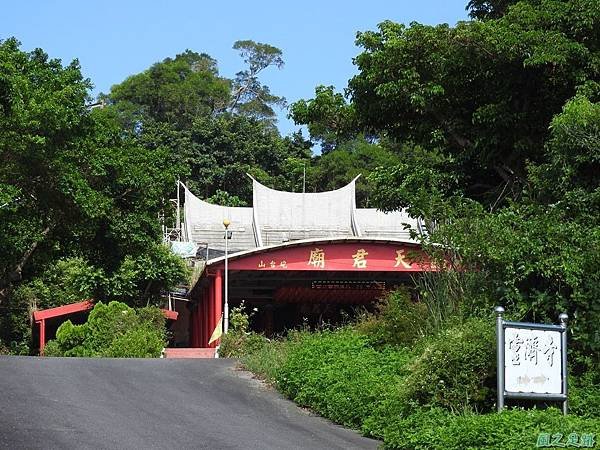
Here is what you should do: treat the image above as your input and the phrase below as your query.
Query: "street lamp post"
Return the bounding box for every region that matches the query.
[223,218,231,334]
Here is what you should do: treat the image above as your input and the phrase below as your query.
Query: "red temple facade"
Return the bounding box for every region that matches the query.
[169,177,434,350]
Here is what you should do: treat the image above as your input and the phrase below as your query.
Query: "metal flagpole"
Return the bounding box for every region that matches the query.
[223,219,230,334]
[176,179,181,240]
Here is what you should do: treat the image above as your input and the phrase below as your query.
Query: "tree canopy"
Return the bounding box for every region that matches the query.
[0,38,187,352]
[291,0,600,359]
[105,41,311,205]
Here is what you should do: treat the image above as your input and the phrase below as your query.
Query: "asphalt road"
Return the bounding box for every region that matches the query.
[0,356,380,450]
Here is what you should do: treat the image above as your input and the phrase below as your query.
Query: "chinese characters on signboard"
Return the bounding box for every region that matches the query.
[307,248,326,268]
[257,259,287,269]
[253,246,434,270]
[394,249,412,268]
[504,327,562,394]
[352,249,368,268]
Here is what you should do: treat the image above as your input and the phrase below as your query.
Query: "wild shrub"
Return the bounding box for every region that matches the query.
[0,341,10,355]
[379,408,600,450]
[570,359,600,419]
[274,328,411,428]
[238,319,599,449]
[242,338,293,382]
[357,288,429,347]
[398,317,496,413]
[219,302,267,357]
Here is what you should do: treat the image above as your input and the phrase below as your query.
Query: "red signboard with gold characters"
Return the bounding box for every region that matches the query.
[217,242,437,272]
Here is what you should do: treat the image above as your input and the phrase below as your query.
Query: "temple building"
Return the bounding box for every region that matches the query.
[169,177,434,349]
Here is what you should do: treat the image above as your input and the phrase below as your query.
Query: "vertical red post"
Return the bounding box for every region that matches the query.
[38,320,45,356]
[207,279,215,347]
[196,302,203,348]
[199,286,206,347]
[202,294,208,346]
[213,270,223,347]
[207,283,215,347]
[196,305,201,347]
[189,306,197,347]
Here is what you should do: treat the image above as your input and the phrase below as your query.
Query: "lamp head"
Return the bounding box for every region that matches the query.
[223,218,231,228]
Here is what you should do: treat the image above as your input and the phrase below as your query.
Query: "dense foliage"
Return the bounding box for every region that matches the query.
[0,39,188,353]
[292,0,600,363]
[105,43,313,204]
[44,301,167,358]
[241,321,599,450]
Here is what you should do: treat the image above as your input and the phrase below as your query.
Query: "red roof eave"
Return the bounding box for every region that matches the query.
[32,300,95,322]
[32,300,178,322]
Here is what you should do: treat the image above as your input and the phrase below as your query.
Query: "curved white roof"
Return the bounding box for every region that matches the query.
[183,177,421,255]
[252,177,357,246]
[184,186,256,253]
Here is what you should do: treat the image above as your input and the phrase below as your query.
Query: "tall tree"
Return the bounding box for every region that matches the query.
[294,0,599,206]
[291,0,600,358]
[289,85,356,153]
[107,41,305,203]
[106,50,230,129]
[228,40,286,121]
[0,39,187,351]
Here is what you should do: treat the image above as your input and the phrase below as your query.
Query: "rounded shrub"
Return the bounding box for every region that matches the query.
[45,301,166,357]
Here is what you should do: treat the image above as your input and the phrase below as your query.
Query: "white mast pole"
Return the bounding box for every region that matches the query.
[176,179,181,240]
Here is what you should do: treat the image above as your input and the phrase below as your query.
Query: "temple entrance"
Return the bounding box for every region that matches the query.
[226,270,413,335]
[187,239,434,348]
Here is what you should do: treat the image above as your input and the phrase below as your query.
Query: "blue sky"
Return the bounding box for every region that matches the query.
[1,1,468,136]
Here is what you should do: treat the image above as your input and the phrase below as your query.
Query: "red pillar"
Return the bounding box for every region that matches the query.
[202,293,208,346]
[197,301,203,347]
[207,279,215,347]
[213,270,223,348]
[190,305,197,347]
[207,282,215,346]
[189,308,195,347]
[195,301,203,348]
[199,302,204,347]
[38,320,45,356]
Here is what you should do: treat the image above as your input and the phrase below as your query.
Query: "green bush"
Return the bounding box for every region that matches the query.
[220,331,267,358]
[379,408,600,450]
[238,320,599,449]
[273,329,411,429]
[399,317,496,413]
[106,327,165,358]
[0,341,11,355]
[570,361,600,419]
[45,301,166,358]
[242,338,292,382]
